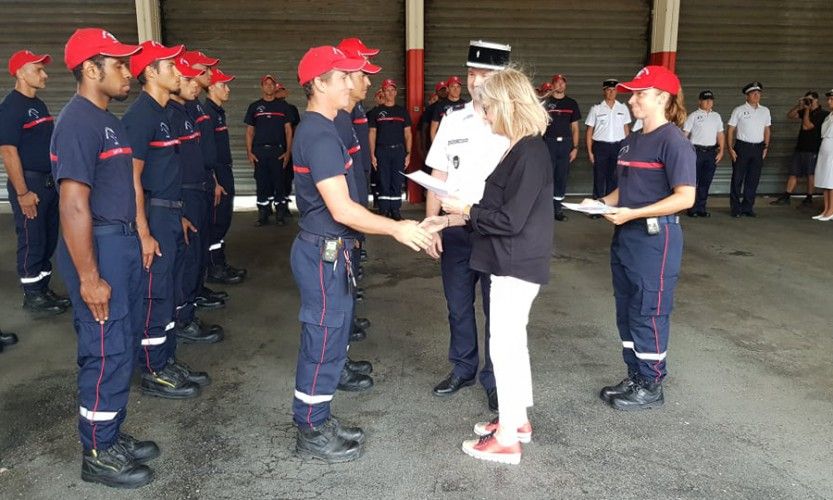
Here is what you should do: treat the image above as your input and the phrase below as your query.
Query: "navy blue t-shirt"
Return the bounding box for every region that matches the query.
[368,104,412,145]
[206,98,231,167]
[420,101,437,128]
[50,95,136,226]
[280,98,300,127]
[351,103,372,174]
[293,111,358,238]
[0,90,54,172]
[431,97,468,122]
[244,98,292,147]
[167,100,207,185]
[334,110,363,205]
[543,96,581,140]
[616,122,696,209]
[122,91,182,201]
[188,99,217,172]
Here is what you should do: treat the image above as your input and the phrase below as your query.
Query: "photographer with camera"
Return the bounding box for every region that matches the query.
[771,91,826,207]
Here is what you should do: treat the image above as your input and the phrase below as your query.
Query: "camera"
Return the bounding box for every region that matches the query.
[802,97,812,106]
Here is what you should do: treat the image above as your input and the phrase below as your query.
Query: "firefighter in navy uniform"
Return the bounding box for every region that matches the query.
[205,67,248,283]
[543,73,581,221]
[589,66,696,411]
[429,75,468,141]
[420,81,447,156]
[245,75,294,226]
[0,50,69,315]
[369,79,412,220]
[277,82,300,215]
[52,27,158,489]
[123,41,214,401]
[290,45,433,463]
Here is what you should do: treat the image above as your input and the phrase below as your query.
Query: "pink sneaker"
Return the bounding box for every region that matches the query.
[473,417,532,443]
[462,434,521,465]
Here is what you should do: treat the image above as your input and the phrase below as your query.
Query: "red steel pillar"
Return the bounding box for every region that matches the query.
[405,0,425,203]
[649,0,680,71]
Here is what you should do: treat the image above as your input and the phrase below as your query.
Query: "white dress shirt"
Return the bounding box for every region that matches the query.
[585,100,631,142]
[728,102,771,143]
[684,109,724,146]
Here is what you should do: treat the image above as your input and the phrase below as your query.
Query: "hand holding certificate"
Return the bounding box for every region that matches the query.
[562,200,617,215]
[403,170,453,198]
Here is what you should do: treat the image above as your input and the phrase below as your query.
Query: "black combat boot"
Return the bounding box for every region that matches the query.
[23,290,66,315]
[116,432,160,464]
[599,371,637,403]
[81,442,154,489]
[344,357,373,376]
[609,378,664,411]
[255,206,270,226]
[207,265,244,285]
[174,319,224,344]
[296,418,363,463]
[139,364,201,399]
[337,365,373,392]
[167,358,211,387]
[45,288,72,308]
[330,415,366,445]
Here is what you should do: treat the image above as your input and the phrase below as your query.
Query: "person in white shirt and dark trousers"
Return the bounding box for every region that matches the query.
[683,90,724,217]
[727,81,771,217]
[585,79,631,204]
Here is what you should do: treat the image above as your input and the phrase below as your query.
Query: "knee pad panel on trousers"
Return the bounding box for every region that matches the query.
[75,314,130,358]
[298,306,346,364]
[639,276,678,317]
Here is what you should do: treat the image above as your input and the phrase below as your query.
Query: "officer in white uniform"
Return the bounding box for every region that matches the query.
[585,79,631,200]
[424,40,511,413]
[684,90,725,217]
[727,81,771,217]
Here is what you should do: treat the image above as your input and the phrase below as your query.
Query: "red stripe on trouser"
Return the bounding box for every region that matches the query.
[652,227,671,381]
[142,272,154,374]
[91,322,106,450]
[306,258,330,427]
[22,217,30,279]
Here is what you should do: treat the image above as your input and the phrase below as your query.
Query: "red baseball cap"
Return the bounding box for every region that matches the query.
[174,54,204,79]
[434,80,448,92]
[538,82,553,92]
[276,82,287,90]
[447,75,462,86]
[336,40,381,74]
[616,65,681,95]
[8,50,51,77]
[551,73,567,83]
[64,28,142,71]
[183,50,219,67]
[210,68,235,85]
[337,38,380,57]
[297,46,366,86]
[381,79,396,89]
[261,74,277,85]
[129,40,183,78]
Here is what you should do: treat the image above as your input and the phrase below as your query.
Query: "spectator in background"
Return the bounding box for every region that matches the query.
[812,89,833,220]
[771,91,826,207]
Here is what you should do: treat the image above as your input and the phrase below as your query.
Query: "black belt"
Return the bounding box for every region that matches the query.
[182,182,209,191]
[22,170,55,188]
[622,215,680,229]
[297,230,357,247]
[735,140,765,147]
[694,145,717,151]
[378,143,404,149]
[546,136,569,142]
[255,144,285,150]
[148,198,183,209]
[93,222,136,236]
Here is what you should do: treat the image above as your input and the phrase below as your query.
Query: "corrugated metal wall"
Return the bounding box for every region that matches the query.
[161,0,406,195]
[0,0,138,200]
[424,0,651,194]
[676,0,833,194]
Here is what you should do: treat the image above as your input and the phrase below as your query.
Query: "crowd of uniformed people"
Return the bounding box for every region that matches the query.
[1,25,831,488]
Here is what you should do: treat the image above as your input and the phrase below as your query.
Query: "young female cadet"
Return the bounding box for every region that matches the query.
[585,65,696,411]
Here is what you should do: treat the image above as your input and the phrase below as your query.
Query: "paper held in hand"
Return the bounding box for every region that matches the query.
[562,201,617,215]
[403,170,453,198]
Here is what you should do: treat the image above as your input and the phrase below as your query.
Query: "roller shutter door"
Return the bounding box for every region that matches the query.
[424,0,651,195]
[162,0,406,195]
[676,0,832,194]
[0,0,138,200]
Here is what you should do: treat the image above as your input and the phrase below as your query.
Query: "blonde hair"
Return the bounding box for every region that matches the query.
[666,89,687,128]
[479,67,549,140]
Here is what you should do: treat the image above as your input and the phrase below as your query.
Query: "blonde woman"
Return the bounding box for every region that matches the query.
[423,67,553,464]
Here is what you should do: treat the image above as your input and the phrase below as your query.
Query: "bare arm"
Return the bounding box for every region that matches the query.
[316,175,432,251]
[59,179,111,323]
[281,123,293,168]
[430,120,439,141]
[132,158,160,269]
[603,185,696,225]
[0,145,38,219]
[368,128,378,169]
[246,126,257,165]
[801,108,815,131]
[763,126,771,159]
[727,126,737,161]
[404,127,412,167]
[716,131,726,163]
[570,122,579,162]
[586,126,595,163]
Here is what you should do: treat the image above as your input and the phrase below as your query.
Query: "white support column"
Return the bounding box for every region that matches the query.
[650,0,680,70]
[135,0,162,43]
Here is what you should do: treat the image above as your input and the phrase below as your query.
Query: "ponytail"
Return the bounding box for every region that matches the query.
[666,89,687,128]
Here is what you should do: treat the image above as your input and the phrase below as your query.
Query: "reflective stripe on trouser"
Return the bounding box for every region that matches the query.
[253,145,285,207]
[209,164,235,267]
[291,236,354,428]
[592,141,621,199]
[440,226,495,389]
[8,175,59,293]
[489,275,539,441]
[545,138,572,211]
[610,220,682,383]
[376,145,406,213]
[138,206,184,373]
[57,230,143,451]
[730,141,765,214]
[176,189,209,327]
[694,149,718,212]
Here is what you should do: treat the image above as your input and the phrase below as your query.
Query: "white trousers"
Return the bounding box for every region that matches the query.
[489,274,540,440]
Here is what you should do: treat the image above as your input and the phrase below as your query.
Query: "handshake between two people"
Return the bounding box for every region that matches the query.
[390,195,469,259]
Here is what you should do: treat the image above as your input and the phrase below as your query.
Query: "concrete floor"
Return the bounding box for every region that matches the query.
[0,199,832,499]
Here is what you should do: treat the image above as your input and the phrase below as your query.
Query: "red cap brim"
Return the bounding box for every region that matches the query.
[333,57,367,74]
[361,61,381,74]
[101,43,143,59]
